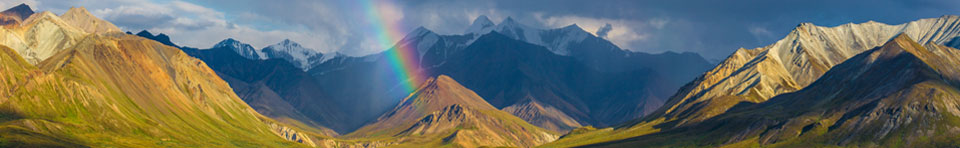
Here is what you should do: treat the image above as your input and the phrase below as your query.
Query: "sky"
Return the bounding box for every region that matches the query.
[2,0,959,60]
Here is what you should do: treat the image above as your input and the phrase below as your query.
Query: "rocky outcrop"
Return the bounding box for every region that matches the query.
[502,98,582,132]
[265,120,317,147]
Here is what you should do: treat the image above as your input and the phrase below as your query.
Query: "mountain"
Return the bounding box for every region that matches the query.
[213,38,263,60]
[543,15,960,148]
[59,7,120,33]
[0,3,33,25]
[177,42,342,137]
[588,34,960,147]
[464,15,495,35]
[133,32,345,136]
[0,34,311,147]
[0,5,320,146]
[346,75,558,147]
[301,18,710,133]
[261,39,329,70]
[133,30,178,48]
[433,32,672,129]
[650,15,960,128]
[0,10,86,64]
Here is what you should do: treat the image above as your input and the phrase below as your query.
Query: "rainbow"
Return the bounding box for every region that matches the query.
[362,0,424,92]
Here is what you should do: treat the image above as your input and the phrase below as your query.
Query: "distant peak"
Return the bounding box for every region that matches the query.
[220,38,240,43]
[61,6,121,33]
[65,7,92,16]
[133,30,178,47]
[280,39,296,44]
[412,26,433,34]
[135,30,153,36]
[562,24,585,31]
[502,16,517,24]
[472,15,494,25]
[5,3,32,12]
[465,16,495,34]
[2,3,34,20]
[215,38,249,48]
[11,3,29,8]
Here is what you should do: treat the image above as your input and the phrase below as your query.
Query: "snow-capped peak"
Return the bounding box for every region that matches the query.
[214,38,263,60]
[465,15,495,35]
[262,39,326,70]
[401,27,441,61]
[494,16,546,48]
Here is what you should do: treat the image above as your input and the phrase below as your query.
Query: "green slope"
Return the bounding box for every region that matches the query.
[0,33,310,147]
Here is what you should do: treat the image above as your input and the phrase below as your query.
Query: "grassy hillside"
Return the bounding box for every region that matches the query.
[0,33,310,147]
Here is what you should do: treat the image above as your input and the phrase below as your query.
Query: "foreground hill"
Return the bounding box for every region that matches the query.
[0,5,314,147]
[588,34,960,147]
[347,75,558,147]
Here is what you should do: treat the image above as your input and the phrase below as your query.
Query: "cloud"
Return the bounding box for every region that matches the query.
[8,0,958,59]
[595,23,612,38]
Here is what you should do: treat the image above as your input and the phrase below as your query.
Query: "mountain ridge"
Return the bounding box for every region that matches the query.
[587,33,960,148]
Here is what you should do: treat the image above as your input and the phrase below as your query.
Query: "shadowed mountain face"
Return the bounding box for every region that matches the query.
[303,24,711,133]
[432,32,672,129]
[132,30,179,48]
[347,75,558,147]
[155,15,709,134]
[0,3,33,25]
[589,34,960,147]
[178,45,341,136]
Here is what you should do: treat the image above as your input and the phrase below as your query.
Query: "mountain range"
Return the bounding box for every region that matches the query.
[5,3,960,148]
[165,15,712,135]
[0,5,316,147]
[542,15,960,147]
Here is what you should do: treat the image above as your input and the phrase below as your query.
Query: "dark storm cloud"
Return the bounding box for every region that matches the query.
[596,23,612,38]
